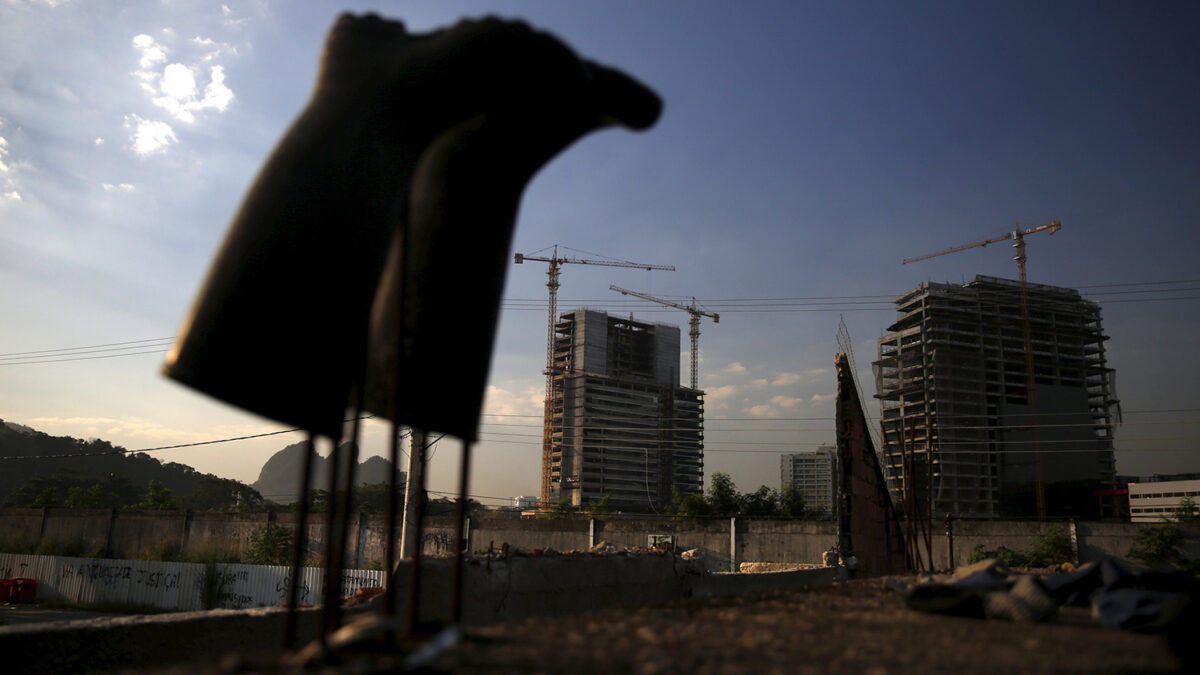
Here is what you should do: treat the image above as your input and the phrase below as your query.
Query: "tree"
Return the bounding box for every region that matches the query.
[245,521,293,566]
[707,472,741,517]
[425,496,485,518]
[671,488,710,520]
[540,496,575,519]
[584,493,612,517]
[1128,525,1184,566]
[64,483,123,509]
[354,482,404,515]
[741,486,780,518]
[30,488,58,508]
[188,475,265,511]
[290,489,329,513]
[1173,496,1200,524]
[133,480,176,510]
[779,482,807,519]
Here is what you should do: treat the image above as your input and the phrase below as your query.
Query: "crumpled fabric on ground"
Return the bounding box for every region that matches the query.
[905,556,1198,632]
[904,558,1055,621]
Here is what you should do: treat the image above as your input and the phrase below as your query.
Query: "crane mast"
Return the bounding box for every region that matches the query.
[514,245,674,503]
[902,221,1061,521]
[609,284,719,390]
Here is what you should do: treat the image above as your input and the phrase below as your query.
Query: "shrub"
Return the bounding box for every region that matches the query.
[966,525,1074,568]
[1128,525,1184,566]
[245,521,292,566]
[1024,524,1074,567]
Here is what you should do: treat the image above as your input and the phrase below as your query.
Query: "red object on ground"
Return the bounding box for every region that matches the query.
[0,578,12,602]
[6,578,38,602]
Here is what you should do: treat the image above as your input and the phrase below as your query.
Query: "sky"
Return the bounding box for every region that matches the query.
[1,0,1198,506]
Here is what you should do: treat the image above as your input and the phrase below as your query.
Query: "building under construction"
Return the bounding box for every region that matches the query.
[874,276,1118,519]
[542,310,704,511]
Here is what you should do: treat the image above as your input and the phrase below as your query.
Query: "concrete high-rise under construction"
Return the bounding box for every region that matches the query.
[542,310,704,511]
[874,276,1118,519]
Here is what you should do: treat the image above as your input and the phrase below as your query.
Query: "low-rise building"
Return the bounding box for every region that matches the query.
[1128,478,1200,522]
[780,445,837,517]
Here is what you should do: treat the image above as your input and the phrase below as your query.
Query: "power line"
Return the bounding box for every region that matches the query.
[5,277,1200,361]
[0,337,174,359]
[0,348,171,366]
[0,416,376,461]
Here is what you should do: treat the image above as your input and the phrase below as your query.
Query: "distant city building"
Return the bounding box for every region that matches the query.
[780,445,837,516]
[512,495,539,510]
[874,276,1119,519]
[542,310,704,512]
[1129,479,1200,523]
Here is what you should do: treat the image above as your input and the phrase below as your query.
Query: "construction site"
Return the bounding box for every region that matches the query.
[875,275,1119,520]
[542,310,704,511]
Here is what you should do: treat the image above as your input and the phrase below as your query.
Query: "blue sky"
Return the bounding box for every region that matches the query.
[1,1,1197,504]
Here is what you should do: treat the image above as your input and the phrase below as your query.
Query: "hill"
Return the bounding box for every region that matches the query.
[251,442,402,504]
[0,418,263,510]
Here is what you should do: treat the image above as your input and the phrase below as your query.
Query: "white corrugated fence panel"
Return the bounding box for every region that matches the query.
[0,554,384,612]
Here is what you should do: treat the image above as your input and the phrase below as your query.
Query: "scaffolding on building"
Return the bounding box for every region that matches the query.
[874,276,1119,520]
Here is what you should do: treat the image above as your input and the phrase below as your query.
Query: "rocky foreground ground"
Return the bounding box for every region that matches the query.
[419,577,1180,674]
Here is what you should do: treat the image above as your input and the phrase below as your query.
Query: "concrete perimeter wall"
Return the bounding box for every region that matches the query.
[930,518,1200,569]
[3,508,1197,571]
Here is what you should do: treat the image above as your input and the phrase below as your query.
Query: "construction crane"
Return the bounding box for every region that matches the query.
[902,221,1062,520]
[514,245,674,503]
[609,285,719,390]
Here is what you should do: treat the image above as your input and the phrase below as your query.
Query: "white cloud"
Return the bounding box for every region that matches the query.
[133,34,167,71]
[772,372,802,386]
[125,114,177,156]
[721,362,747,375]
[770,395,803,409]
[161,63,197,100]
[751,378,768,387]
[0,128,24,201]
[810,393,835,404]
[704,384,742,406]
[102,183,136,192]
[748,404,780,418]
[482,384,544,421]
[127,30,237,152]
[94,137,105,146]
[203,66,234,111]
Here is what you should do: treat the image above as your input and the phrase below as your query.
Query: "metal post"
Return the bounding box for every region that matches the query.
[406,430,429,635]
[450,440,473,623]
[944,513,955,570]
[384,424,403,618]
[322,409,364,638]
[318,435,343,643]
[283,432,317,649]
[401,430,427,558]
[729,517,738,572]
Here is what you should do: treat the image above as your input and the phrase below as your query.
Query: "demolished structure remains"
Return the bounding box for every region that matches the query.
[874,276,1119,520]
[543,310,704,511]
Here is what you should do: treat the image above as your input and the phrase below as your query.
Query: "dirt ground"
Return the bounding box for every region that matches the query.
[425,578,1182,674]
[0,602,131,628]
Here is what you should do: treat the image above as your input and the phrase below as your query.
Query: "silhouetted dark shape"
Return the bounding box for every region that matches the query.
[164,14,660,439]
[161,12,661,650]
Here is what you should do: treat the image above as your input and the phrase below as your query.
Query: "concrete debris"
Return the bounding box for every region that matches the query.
[739,562,811,573]
[590,541,617,554]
